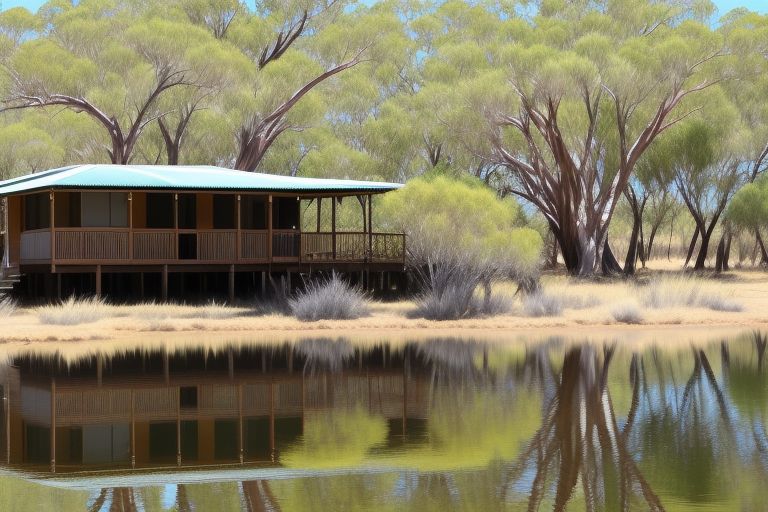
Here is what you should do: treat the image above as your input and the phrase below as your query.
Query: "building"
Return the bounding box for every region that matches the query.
[0,165,406,301]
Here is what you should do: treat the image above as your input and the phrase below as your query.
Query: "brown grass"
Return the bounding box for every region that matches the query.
[1,261,766,345]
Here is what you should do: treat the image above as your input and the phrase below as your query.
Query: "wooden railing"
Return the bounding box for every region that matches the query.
[272,230,300,260]
[20,228,405,265]
[197,230,236,261]
[55,228,130,260]
[20,230,51,261]
[302,232,405,263]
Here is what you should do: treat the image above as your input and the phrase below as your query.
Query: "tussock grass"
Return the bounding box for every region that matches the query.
[413,281,478,320]
[640,275,743,312]
[611,302,644,324]
[0,295,17,317]
[289,274,370,321]
[522,293,564,317]
[37,296,111,325]
[472,292,514,316]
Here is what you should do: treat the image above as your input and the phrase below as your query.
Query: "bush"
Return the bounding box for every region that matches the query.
[611,302,644,324]
[289,274,370,321]
[522,293,564,317]
[697,294,744,312]
[37,296,110,325]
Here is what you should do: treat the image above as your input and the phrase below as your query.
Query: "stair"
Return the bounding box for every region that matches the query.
[0,264,21,295]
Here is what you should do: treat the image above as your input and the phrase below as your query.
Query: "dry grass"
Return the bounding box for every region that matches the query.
[0,294,17,317]
[37,296,111,325]
[521,293,564,317]
[289,274,370,321]
[3,262,764,341]
[611,302,644,324]
[639,275,743,312]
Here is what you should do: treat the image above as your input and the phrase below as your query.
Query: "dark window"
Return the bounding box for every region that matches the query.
[214,420,238,460]
[54,192,81,228]
[273,197,299,229]
[149,422,177,462]
[178,194,196,229]
[179,386,198,409]
[213,195,236,229]
[180,420,198,461]
[241,196,267,230]
[178,233,197,260]
[24,193,50,231]
[146,193,174,229]
[25,425,51,464]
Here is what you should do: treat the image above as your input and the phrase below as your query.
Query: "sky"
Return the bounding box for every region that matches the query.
[0,0,766,15]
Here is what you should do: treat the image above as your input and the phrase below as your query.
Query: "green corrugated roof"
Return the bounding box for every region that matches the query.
[0,165,403,196]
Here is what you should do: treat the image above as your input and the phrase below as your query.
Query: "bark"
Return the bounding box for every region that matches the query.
[234,54,363,172]
[157,103,198,165]
[715,235,726,272]
[756,230,768,266]
[2,69,186,164]
[683,226,699,268]
[602,238,623,275]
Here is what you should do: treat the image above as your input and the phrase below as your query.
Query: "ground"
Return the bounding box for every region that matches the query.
[1,261,767,354]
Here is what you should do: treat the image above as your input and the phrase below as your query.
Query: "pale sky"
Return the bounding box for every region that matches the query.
[1,0,766,16]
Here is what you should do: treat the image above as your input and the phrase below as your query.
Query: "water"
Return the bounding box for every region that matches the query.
[0,333,766,511]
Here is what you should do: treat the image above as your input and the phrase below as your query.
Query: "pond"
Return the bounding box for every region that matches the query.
[0,333,766,511]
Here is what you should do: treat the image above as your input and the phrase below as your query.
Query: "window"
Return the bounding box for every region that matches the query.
[241,196,267,230]
[146,193,174,229]
[81,192,128,227]
[213,195,236,229]
[273,197,299,229]
[178,194,196,229]
[23,193,50,231]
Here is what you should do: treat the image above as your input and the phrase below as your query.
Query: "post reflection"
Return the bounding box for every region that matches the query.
[0,333,766,511]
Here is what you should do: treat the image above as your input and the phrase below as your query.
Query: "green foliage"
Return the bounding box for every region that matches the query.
[379,175,542,273]
[729,174,768,230]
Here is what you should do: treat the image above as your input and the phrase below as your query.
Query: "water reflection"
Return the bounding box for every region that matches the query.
[0,333,766,511]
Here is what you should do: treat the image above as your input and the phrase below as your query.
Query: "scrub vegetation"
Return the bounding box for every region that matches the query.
[1,1,768,330]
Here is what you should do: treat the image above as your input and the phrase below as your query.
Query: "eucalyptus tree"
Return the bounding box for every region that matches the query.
[448,0,726,276]
[0,3,220,165]
[670,113,746,270]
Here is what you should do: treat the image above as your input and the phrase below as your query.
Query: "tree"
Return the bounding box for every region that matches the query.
[379,174,542,319]
[0,5,215,164]
[729,174,768,263]
[670,114,745,270]
[446,1,726,276]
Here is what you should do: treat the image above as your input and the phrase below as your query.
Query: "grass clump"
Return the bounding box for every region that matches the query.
[0,295,17,317]
[37,296,110,325]
[640,275,743,312]
[611,302,644,324]
[289,274,370,321]
[522,293,564,317]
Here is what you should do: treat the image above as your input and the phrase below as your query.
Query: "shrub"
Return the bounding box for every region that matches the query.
[611,302,644,324]
[37,296,110,325]
[0,295,17,317]
[472,292,514,316]
[522,293,564,317]
[289,274,369,321]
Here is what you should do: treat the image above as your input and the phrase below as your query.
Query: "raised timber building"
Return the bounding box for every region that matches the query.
[0,165,406,301]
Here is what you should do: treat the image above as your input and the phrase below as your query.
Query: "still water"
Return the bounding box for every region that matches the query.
[0,333,766,511]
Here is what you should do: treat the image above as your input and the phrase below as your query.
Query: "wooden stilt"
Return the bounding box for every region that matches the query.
[56,274,61,300]
[261,271,266,298]
[228,264,235,304]
[95,265,102,298]
[162,265,168,301]
[50,378,56,473]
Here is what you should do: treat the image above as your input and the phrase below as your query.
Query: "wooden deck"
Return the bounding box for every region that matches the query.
[19,228,405,267]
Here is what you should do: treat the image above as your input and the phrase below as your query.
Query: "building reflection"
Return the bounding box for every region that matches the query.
[1,334,767,511]
[0,340,429,474]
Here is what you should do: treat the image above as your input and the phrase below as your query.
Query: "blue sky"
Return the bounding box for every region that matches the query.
[1,0,766,16]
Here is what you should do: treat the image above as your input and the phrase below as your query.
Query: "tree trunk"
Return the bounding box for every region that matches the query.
[715,235,726,272]
[624,213,641,276]
[756,230,768,266]
[646,222,661,263]
[602,238,623,275]
[683,227,700,268]
[694,229,713,270]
